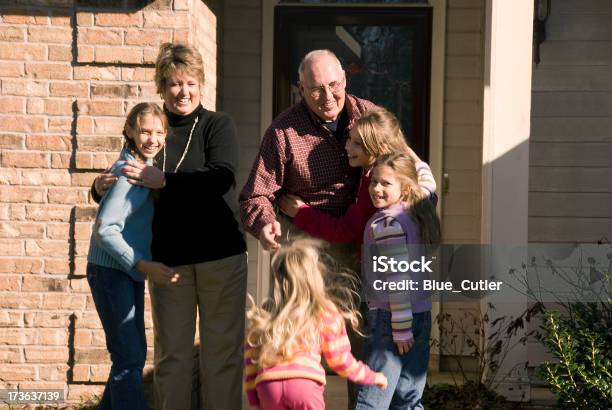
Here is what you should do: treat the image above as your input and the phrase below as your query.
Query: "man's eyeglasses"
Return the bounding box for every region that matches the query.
[306,78,345,98]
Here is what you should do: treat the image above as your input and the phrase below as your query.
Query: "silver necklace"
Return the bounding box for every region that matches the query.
[163,116,198,173]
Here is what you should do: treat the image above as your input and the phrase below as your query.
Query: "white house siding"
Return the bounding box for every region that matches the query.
[442,0,484,244]
[528,0,612,374]
[529,0,612,243]
[438,0,485,365]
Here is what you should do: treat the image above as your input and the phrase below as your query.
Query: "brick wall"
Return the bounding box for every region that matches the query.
[0,0,217,403]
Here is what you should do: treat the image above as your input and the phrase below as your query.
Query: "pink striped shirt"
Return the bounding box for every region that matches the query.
[244,310,377,406]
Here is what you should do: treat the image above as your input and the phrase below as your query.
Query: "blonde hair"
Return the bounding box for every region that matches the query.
[246,238,360,367]
[354,107,410,158]
[154,43,205,96]
[123,102,168,161]
[374,153,441,245]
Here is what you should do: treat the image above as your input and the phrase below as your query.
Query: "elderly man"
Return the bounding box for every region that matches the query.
[240,50,375,264]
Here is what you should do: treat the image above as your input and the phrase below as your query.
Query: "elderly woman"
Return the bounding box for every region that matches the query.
[92,43,247,410]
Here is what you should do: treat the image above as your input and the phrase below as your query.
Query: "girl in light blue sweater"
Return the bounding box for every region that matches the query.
[86,103,179,410]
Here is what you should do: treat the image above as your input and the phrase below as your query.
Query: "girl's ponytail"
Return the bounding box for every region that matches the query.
[406,188,440,245]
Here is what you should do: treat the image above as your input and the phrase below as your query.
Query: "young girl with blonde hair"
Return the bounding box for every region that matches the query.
[244,239,387,410]
[355,152,440,409]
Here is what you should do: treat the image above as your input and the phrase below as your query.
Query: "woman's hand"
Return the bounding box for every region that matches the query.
[278,194,305,218]
[136,261,179,284]
[374,372,388,389]
[94,167,118,197]
[123,160,166,189]
[395,339,414,355]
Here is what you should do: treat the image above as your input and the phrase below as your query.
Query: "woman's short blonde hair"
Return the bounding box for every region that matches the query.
[154,42,205,95]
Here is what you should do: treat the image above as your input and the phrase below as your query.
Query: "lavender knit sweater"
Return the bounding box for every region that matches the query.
[362,203,433,342]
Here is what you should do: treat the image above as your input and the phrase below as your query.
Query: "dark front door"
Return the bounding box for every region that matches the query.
[273,4,432,159]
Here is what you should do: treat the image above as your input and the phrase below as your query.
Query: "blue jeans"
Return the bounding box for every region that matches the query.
[354,309,431,410]
[87,263,147,410]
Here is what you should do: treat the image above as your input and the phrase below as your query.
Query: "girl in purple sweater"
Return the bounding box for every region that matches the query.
[355,152,441,409]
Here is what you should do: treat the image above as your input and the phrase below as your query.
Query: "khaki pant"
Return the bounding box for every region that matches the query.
[149,253,248,410]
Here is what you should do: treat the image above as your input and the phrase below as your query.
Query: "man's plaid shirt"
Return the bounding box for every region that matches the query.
[239,94,376,238]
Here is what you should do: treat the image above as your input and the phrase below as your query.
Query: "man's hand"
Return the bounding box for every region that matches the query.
[395,338,414,355]
[258,221,281,251]
[94,167,118,197]
[123,160,166,189]
[136,261,180,285]
[278,194,305,218]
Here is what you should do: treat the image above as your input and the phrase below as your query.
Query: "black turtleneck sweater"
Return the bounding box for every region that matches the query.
[152,105,246,266]
[93,105,246,267]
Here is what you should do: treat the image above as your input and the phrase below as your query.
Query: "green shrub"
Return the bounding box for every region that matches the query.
[511,249,612,408]
[538,302,612,409]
